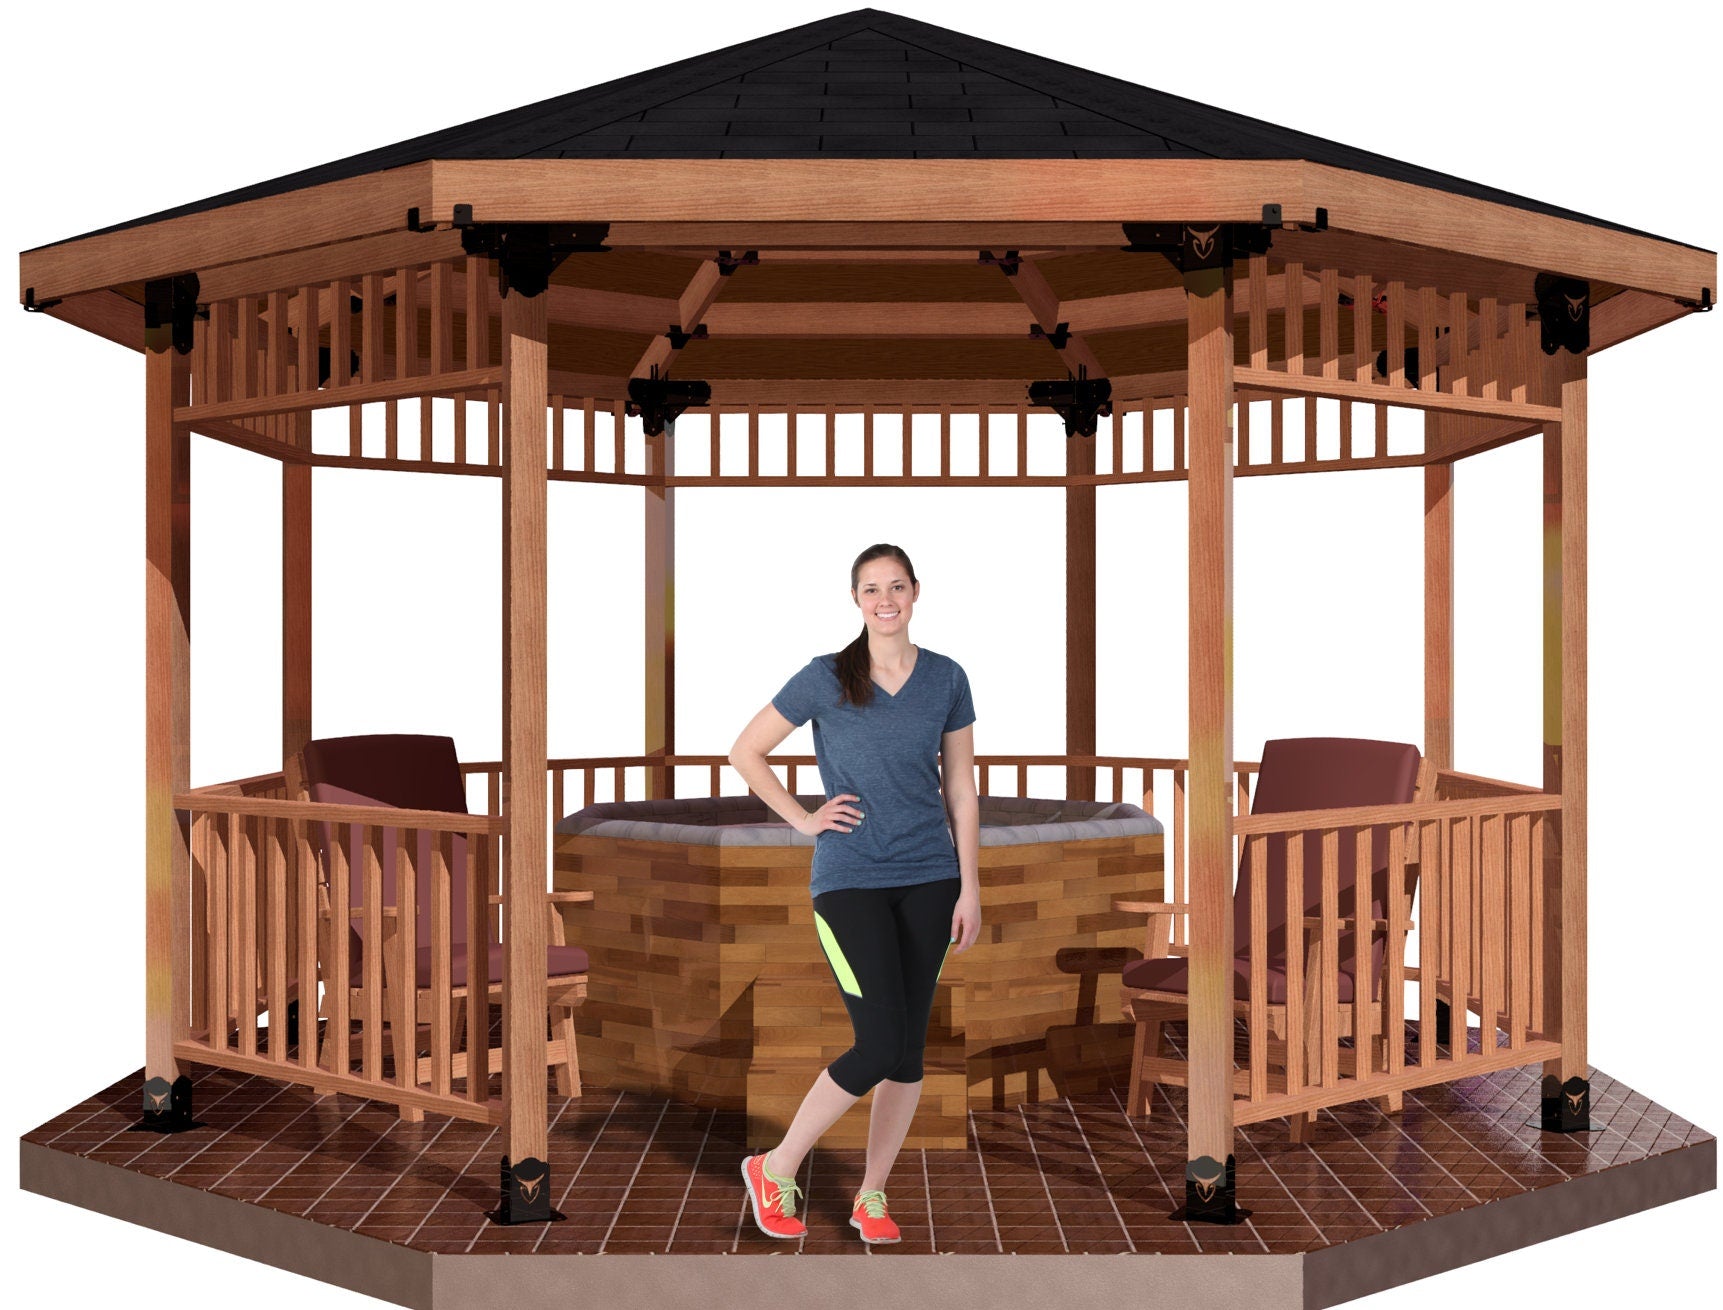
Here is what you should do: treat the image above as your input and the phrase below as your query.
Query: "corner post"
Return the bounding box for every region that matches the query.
[498,264,554,1218]
[1184,228,1238,1220]
[283,421,312,766]
[141,276,196,1132]
[1541,354,1590,1131]
[645,419,675,800]
[1066,431,1097,802]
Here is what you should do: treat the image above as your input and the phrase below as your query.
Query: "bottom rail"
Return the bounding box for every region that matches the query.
[173,1040,506,1126]
[1232,1038,1560,1125]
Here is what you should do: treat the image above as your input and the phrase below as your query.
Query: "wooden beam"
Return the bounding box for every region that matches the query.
[1235,366,1560,424]
[500,279,550,1190]
[1184,256,1236,1179]
[429,159,1315,226]
[144,313,192,1103]
[1011,256,1106,378]
[22,164,433,302]
[196,228,465,302]
[1424,440,1454,770]
[1307,161,1713,302]
[701,301,1035,337]
[632,259,725,378]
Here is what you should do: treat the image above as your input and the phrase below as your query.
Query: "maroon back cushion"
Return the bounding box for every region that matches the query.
[302,735,473,960]
[1233,737,1421,973]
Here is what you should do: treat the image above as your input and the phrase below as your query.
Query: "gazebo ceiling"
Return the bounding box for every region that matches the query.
[19,8,1714,389]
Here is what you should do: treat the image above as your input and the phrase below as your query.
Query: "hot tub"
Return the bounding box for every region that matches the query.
[552,794,1165,1150]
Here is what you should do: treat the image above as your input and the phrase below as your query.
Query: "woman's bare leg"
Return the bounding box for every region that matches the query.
[860,1076,921,1194]
[765,1068,860,1179]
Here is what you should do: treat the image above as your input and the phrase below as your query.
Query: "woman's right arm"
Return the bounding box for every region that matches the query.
[728,704,859,835]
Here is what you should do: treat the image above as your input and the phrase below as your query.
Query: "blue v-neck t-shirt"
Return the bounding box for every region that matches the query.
[770,645,976,897]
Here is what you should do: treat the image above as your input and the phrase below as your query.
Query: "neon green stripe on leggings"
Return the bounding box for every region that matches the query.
[936,940,952,983]
[813,910,863,997]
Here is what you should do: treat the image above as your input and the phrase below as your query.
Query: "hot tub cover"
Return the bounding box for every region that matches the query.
[555,793,1162,847]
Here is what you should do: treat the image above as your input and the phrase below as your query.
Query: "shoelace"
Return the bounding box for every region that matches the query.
[764,1167,803,1219]
[855,1189,888,1218]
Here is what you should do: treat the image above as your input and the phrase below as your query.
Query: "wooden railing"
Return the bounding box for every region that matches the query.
[177,780,507,1124]
[1223,787,1561,1123]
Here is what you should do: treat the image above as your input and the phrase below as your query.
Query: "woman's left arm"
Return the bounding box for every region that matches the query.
[941,723,982,950]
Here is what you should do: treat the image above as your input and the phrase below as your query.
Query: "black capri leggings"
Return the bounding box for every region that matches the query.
[810,876,961,1096]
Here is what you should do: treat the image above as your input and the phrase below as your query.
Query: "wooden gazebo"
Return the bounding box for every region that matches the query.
[18,0,1715,1268]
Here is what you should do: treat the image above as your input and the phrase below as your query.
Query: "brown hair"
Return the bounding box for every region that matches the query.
[836,543,918,708]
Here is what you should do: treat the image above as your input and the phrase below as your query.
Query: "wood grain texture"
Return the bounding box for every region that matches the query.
[1184,260,1235,1164]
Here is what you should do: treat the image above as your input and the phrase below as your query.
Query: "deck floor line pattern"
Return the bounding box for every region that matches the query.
[21,1040,1710,1260]
[535,1083,619,1249]
[1063,1095,1138,1251]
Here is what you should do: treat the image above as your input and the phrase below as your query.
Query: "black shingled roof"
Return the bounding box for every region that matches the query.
[37,8,1699,252]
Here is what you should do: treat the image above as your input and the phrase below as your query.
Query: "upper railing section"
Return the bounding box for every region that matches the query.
[165,238,1608,486]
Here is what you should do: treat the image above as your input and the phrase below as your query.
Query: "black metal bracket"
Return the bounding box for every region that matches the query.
[627,368,711,437]
[666,323,709,350]
[1172,1154,1251,1224]
[1028,365,1112,439]
[1119,222,1270,271]
[22,287,63,314]
[452,207,611,298]
[130,1075,202,1135]
[1678,286,1714,312]
[1540,1074,1592,1132]
[1029,321,1072,350]
[487,1155,565,1225]
[979,249,1021,276]
[1534,273,1590,355]
[716,250,759,276]
[1300,206,1329,233]
[404,207,437,233]
[144,273,205,356]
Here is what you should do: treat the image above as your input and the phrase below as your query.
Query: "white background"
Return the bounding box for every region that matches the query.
[3,0,1717,1305]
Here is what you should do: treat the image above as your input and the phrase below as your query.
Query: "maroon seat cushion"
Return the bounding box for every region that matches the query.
[302,734,469,814]
[415,943,589,989]
[1122,954,1358,1004]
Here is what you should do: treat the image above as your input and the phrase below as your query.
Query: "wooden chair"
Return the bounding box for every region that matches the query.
[1116,738,1431,1141]
[294,733,592,1119]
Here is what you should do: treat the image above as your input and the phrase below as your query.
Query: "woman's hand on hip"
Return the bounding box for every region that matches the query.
[795,794,863,838]
[950,886,982,952]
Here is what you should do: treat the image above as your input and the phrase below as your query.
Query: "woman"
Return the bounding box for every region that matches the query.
[728,542,981,1244]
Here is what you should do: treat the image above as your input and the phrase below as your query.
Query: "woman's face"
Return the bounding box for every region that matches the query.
[852,557,918,639]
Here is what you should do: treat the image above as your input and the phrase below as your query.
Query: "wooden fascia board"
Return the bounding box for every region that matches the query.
[1304,161,1715,302]
[20,163,434,303]
[429,158,1315,226]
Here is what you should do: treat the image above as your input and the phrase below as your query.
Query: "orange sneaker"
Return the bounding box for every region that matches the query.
[740,1152,806,1239]
[850,1188,901,1243]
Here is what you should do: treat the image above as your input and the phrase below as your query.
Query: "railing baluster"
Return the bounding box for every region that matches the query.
[1284,832,1305,1096]
[1419,819,1440,1067]
[395,826,418,1092]
[1531,812,1546,1035]
[1320,827,1340,1086]
[467,829,489,1105]
[328,822,352,1075]
[1480,813,1504,1055]
[431,831,453,1097]
[1386,821,1408,1078]
[1352,828,1374,1079]
[268,815,288,1063]
[362,823,385,1082]
[1172,769,1187,951]
[1249,836,1267,1101]
[1509,812,1531,1048]
[238,814,259,1057]
[208,812,230,1053]
[296,816,318,1070]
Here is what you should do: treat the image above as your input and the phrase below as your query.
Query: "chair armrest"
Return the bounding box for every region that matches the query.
[1114,899,1188,915]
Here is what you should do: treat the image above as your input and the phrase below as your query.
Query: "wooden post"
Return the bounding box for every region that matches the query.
[1184,235,1237,1220]
[1424,433,1454,771]
[499,270,553,1218]
[1541,355,1590,1130]
[1067,431,1096,801]
[143,283,195,1130]
[283,416,313,767]
[645,420,675,800]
